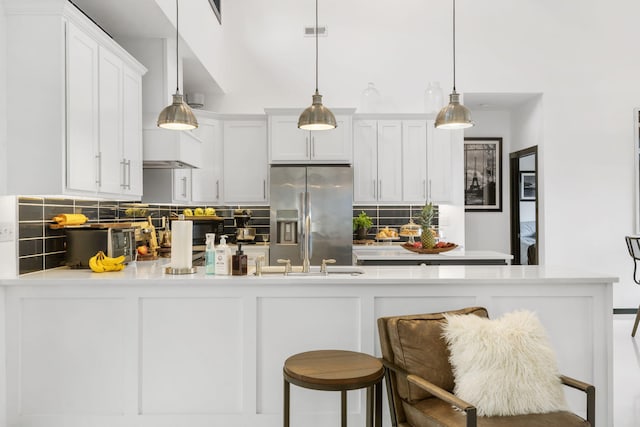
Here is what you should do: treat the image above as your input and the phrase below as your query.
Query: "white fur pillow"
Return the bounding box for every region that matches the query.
[442,310,568,417]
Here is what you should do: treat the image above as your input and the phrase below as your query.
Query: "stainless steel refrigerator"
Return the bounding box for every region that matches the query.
[270,165,353,266]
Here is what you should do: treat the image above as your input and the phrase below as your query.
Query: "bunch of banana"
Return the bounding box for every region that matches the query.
[89,251,126,273]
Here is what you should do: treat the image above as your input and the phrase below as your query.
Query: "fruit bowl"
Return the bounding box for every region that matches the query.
[402,242,458,254]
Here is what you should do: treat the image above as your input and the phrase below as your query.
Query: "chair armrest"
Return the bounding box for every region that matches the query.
[560,375,595,426]
[380,358,477,427]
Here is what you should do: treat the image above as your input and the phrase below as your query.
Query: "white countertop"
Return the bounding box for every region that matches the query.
[3,258,617,286]
[353,247,513,261]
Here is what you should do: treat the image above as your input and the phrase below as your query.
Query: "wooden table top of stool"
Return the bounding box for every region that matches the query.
[283,350,384,391]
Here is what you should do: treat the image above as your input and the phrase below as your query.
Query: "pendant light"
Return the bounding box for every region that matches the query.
[435,0,474,129]
[298,0,336,131]
[157,0,198,130]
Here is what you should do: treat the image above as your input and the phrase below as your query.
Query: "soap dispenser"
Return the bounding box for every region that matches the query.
[205,233,216,275]
[232,243,248,276]
[215,235,231,275]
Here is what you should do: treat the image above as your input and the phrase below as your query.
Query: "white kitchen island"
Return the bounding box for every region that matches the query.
[0,260,615,427]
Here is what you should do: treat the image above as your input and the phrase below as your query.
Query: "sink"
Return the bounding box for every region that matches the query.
[254,265,364,276]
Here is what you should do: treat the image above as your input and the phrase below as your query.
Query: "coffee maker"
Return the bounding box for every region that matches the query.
[234,209,256,243]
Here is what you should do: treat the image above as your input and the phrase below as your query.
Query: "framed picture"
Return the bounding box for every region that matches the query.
[520,171,536,201]
[464,137,503,212]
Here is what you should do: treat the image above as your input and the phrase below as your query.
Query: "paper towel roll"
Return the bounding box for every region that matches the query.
[171,220,193,269]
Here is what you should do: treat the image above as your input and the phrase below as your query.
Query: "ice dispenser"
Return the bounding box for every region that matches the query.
[276,210,298,244]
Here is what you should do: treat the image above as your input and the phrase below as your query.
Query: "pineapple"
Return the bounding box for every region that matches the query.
[416,203,436,249]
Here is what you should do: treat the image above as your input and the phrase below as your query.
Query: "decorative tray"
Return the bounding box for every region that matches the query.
[401,242,458,254]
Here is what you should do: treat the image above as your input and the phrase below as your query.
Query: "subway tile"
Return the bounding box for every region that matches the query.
[44,198,74,206]
[19,204,43,221]
[45,253,66,270]
[19,256,43,275]
[19,222,43,239]
[19,239,43,257]
[75,200,100,208]
[19,197,44,205]
[45,226,65,238]
[44,205,77,220]
[45,237,66,253]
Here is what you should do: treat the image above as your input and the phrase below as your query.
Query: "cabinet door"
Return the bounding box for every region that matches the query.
[376,120,403,202]
[353,120,378,203]
[122,65,143,198]
[310,115,352,162]
[173,169,191,203]
[66,22,99,193]
[223,121,268,204]
[402,120,428,203]
[427,120,456,203]
[97,47,123,195]
[191,119,223,204]
[269,116,309,162]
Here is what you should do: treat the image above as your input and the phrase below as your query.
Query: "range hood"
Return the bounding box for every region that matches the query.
[119,38,201,169]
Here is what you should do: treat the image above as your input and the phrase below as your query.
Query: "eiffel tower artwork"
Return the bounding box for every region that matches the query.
[464,138,502,211]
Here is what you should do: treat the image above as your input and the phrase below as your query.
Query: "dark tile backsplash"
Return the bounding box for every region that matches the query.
[352,204,439,241]
[17,196,432,274]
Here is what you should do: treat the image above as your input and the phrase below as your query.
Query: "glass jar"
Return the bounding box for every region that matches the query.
[424,81,444,114]
[360,82,381,113]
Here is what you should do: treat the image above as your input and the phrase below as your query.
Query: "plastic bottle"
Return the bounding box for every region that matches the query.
[215,235,231,275]
[232,243,248,276]
[205,233,216,275]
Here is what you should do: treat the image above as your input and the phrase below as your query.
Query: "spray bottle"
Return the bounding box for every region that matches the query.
[205,233,216,275]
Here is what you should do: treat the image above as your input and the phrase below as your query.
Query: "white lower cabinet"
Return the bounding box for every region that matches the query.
[6,4,146,199]
[223,119,269,205]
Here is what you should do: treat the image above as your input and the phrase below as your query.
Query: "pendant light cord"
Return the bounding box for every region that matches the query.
[175,0,180,93]
[452,0,456,92]
[315,0,319,92]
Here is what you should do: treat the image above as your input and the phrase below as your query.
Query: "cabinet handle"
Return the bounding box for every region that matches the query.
[216,180,220,200]
[306,136,309,158]
[120,159,127,189]
[373,179,377,199]
[311,136,315,158]
[181,176,188,198]
[263,179,266,200]
[95,153,102,186]
[126,160,131,190]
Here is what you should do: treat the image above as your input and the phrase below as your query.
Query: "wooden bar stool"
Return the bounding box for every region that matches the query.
[283,349,384,427]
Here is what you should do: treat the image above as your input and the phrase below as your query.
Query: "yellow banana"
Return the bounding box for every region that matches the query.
[89,253,105,273]
[101,254,125,266]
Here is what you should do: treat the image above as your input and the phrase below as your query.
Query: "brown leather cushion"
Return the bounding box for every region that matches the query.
[385,307,488,402]
[402,398,590,427]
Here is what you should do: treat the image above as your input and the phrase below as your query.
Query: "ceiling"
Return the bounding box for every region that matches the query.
[69,1,537,113]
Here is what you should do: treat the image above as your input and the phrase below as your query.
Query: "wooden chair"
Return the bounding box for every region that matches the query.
[377,307,595,427]
[625,236,640,336]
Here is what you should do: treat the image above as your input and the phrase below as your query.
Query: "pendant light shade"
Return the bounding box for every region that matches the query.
[157,94,198,130]
[157,0,198,130]
[298,0,336,131]
[435,0,474,130]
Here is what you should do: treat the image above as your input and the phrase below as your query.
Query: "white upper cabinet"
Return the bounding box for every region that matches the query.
[223,118,269,205]
[191,112,223,204]
[267,110,354,163]
[5,1,146,199]
[353,119,404,204]
[427,119,458,204]
[402,121,428,203]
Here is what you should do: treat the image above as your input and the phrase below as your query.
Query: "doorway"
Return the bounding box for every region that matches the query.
[509,146,538,265]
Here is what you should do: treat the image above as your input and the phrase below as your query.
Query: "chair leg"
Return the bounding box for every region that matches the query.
[374,380,382,427]
[341,390,347,427]
[366,386,373,427]
[633,305,640,337]
[284,379,290,427]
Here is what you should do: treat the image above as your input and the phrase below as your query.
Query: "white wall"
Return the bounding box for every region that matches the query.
[0,0,7,195]
[463,110,511,254]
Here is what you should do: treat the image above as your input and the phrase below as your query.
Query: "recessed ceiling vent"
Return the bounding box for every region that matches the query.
[304,25,328,37]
